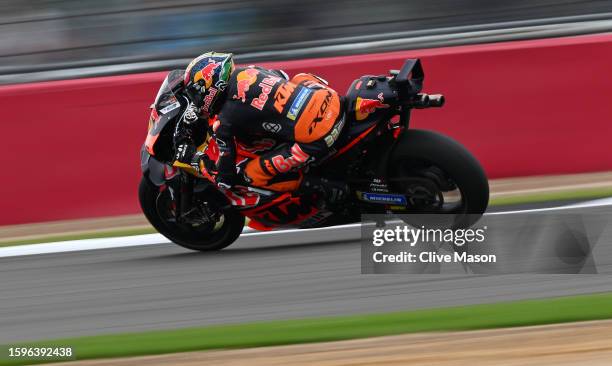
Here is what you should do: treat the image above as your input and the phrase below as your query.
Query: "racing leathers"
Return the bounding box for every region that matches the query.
[176,66,346,195]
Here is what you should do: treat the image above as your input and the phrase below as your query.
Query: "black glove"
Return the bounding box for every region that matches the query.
[189,151,207,174]
[174,143,196,164]
[300,176,348,204]
[216,172,239,190]
[216,166,253,190]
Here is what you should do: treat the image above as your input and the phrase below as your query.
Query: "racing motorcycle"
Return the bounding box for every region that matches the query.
[139,59,489,251]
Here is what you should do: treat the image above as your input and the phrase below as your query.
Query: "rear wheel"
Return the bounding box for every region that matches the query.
[138,176,245,251]
[388,129,489,228]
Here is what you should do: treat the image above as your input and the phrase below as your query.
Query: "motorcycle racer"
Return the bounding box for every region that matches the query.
[174,51,348,202]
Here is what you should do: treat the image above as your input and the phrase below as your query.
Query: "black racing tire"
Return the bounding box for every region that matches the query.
[388,129,489,228]
[138,176,245,251]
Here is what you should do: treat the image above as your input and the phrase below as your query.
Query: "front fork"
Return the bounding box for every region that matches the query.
[141,147,213,224]
[170,170,232,225]
[177,173,195,223]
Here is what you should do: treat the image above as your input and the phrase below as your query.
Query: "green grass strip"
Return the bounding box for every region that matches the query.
[2,292,612,365]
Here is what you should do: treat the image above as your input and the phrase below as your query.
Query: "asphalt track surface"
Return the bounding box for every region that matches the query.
[1,201,612,344]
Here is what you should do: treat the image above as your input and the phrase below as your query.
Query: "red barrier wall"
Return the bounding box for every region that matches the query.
[1,34,612,225]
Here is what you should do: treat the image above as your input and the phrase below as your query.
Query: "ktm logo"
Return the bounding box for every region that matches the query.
[273,83,296,113]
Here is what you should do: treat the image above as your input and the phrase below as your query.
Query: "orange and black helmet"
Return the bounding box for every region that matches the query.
[184,52,234,117]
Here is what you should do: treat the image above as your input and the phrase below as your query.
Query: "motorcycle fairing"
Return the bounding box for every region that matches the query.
[343,75,398,131]
[241,193,320,230]
[144,65,415,230]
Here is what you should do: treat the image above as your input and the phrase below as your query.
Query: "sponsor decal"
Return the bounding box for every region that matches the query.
[183,103,199,123]
[262,122,282,133]
[287,88,311,120]
[249,196,318,226]
[233,68,259,102]
[271,144,310,173]
[359,192,407,205]
[202,87,217,114]
[159,101,180,115]
[368,178,390,193]
[193,59,220,89]
[355,92,389,121]
[215,79,228,91]
[324,114,345,147]
[251,75,281,110]
[273,82,296,113]
[309,91,333,134]
[224,188,261,207]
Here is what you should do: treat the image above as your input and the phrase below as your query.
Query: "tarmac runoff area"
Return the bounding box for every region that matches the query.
[52,320,612,366]
[1,197,612,343]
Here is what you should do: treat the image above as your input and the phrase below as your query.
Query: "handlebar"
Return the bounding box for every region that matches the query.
[406,93,445,109]
[390,59,444,128]
[398,93,445,127]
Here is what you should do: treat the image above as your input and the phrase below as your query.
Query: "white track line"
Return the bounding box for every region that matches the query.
[487,196,612,215]
[0,224,360,258]
[1,197,611,258]
[0,234,167,258]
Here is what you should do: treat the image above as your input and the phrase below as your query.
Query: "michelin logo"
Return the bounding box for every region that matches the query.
[361,192,407,205]
[287,88,311,120]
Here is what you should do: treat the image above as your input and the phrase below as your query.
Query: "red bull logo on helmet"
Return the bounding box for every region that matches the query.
[193,60,221,89]
[233,68,259,102]
[355,92,389,121]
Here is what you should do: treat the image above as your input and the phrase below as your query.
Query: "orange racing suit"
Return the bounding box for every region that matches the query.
[212,66,345,191]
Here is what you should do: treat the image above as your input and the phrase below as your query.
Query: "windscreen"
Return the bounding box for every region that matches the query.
[154,69,184,111]
[146,69,185,161]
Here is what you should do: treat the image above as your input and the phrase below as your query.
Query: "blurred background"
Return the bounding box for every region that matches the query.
[1,3,612,364]
[2,0,612,83]
[1,0,612,225]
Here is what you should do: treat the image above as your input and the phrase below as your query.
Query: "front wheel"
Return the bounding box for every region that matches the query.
[138,176,245,251]
[388,129,489,228]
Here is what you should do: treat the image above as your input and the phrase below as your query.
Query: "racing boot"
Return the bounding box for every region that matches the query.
[299,175,349,206]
